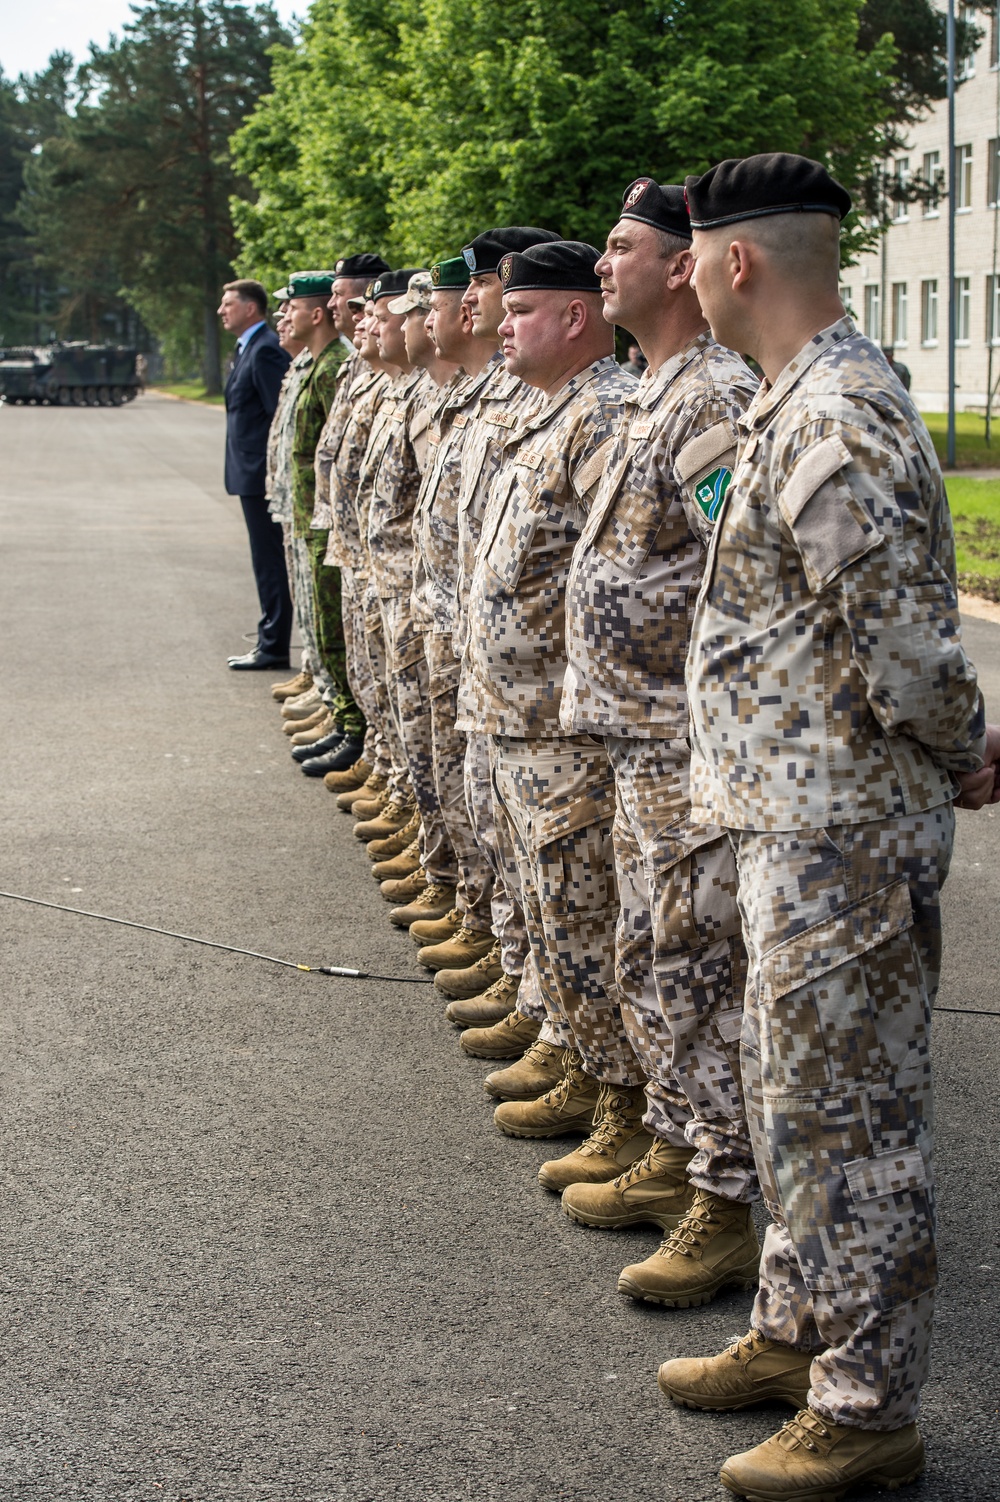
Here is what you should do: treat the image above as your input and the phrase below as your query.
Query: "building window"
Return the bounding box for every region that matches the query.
[864,284,881,342]
[923,150,942,216]
[990,139,1000,207]
[955,276,971,342]
[922,279,939,345]
[987,275,1000,343]
[960,4,978,78]
[892,157,910,220]
[992,4,1000,68]
[954,143,973,210]
[839,283,854,319]
[891,283,909,345]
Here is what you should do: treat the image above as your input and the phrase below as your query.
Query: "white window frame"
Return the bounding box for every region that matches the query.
[923,150,942,217]
[891,282,909,346]
[955,143,974,211]
[955,276,971,343]
[922,279,939,346]
[864,284,881,342]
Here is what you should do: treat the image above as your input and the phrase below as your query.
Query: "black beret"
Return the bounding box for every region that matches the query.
[334,252,391,279]
[462,226,561,275]
[619,178,691,241]
[685,153,852,229]
[499,240,602,295]
[370,268,427,302]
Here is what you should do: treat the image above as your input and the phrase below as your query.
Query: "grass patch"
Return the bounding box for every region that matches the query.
[153,380,226,406]
[921,410,1000,469]
[947,476,1000,598]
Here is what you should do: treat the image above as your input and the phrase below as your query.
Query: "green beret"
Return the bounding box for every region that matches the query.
[280,270,337,300]
[430,256,471,289]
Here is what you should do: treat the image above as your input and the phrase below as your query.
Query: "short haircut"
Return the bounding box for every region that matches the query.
[223,278,269,314]
[652,228,691,262]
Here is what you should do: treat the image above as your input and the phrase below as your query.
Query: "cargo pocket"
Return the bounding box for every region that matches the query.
[483,472,545,594]
[842,1145,937,1304]
[756,879,915,1092]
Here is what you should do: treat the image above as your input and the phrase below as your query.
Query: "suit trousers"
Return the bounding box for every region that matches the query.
[239,494,292,657]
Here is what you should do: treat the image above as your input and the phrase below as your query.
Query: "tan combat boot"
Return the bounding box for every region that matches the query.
[719,1410,924,1500]
[272,669,312,701]
[281,683,323,718]
[657,1330,814,1412]
[324,757,372,793]
[618,1186,761,1308]
[337,772,387,814]
[390,881,457,928]
[482,1032,562,1085]
[367,808,422,860]
[409,906,463,947]
[446,970,520,1028]
[354,796,414,841]
[493,1051,601,1138]
[288,710,336,742]
[380,865,428,904]
[434,940,504,999]
[417,923,496,971]
[561,1136,694,1230]
[371,839,421,882]
[537,1082,652,1192]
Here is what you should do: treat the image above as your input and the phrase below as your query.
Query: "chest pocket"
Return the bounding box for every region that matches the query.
[483,468,546,594]
[592,454,667,577]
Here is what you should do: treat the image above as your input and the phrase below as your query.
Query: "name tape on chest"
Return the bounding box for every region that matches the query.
[485,411,518,429]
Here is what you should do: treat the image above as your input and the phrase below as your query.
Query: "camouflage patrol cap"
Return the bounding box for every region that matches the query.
[685,154,852,229]
[370,268,426,303]
[498,240,602,294]
[619,178,691,241]
[431,256,471,289]
[275,270,337,300]
[333,252,391,280]
[461,226,561,276]
[387,271,434,315]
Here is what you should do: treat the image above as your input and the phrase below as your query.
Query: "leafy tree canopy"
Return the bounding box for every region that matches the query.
[15,1,288,388]
[232,0,975,285]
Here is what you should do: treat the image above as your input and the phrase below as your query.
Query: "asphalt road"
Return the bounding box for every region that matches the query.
[0,391,998,1502]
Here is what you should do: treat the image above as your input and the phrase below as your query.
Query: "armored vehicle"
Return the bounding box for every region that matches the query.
[0,343,143,406]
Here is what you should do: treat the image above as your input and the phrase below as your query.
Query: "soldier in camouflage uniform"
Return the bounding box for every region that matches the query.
[445,228,561,1069]
[370,270,468,927]
[265,305,312,692]
[323,293,394,791]
[462,240,652,1180]
[404,254,501,974]
[281,271,360,768]
[555,179,762,1307]
[656,154,1000,1501]
[297,256,390,777]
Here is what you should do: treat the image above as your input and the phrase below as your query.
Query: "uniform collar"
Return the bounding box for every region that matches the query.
[741,316,856,433]
[520,354,619,433]
[630,330,715,410]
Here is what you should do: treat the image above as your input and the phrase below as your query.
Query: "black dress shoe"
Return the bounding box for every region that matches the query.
[228,648,291,670]
[300,738,361,776]
[291,726,344,763]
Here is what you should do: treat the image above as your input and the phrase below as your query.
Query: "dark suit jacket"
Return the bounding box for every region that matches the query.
[223,324,291,496]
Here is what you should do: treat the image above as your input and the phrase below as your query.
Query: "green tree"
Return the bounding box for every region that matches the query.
[19,1,288,390]
[231,0,907,281]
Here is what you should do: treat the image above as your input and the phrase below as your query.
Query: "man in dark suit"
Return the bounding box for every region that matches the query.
[219,278,292,669]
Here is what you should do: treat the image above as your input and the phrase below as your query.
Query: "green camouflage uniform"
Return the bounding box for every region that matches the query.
[292,335,361,733]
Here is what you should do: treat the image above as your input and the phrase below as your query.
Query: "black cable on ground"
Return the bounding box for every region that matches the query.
[0,890,434,984]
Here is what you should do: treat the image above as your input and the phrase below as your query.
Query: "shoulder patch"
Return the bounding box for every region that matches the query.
[694,466,733,522]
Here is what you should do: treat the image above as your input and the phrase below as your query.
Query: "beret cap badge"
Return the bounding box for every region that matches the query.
[625,180,649,209]
[499,254,514,287]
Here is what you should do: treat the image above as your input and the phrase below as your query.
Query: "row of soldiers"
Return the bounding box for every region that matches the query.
[247,151,997,1502]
